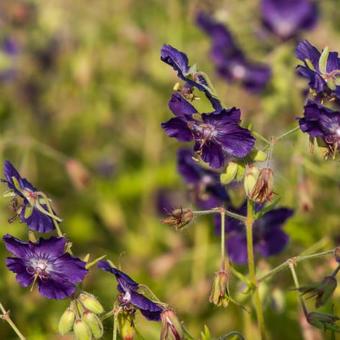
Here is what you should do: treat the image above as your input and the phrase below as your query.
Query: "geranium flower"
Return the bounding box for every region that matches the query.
[196,12,271,93]
[261,0,318,40]
[98,260,163,321]
[3,235,87,299]
[296,40,340,98]
[216,203,293,264]
[0,38,19,81]
[2,160,59,232]
[161,92,255,168]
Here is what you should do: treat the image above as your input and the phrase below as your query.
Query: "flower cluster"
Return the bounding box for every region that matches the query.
[196,11,271,93]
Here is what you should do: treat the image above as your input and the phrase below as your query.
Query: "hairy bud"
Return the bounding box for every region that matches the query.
[78,292,104,314]
[118,310,136,340]
[160,309,184,340]
[73,320,92,340]
[249,167,274,203]
[58,307,76,335]
[162,208,193,230]
[83,311,104,339]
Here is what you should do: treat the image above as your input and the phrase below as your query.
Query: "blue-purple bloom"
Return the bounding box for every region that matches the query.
[3,234,87,299]
[2,161,58,233]
[98,260,163,321]
[0,38,19,81]
[298,100,340,154]
[296,40,340,98]
[216,203,293,264]
[177,148,229,209]
[161,92,255,169]
[196,12,271,93]
[161,44,222,110]
[261,0,318,40]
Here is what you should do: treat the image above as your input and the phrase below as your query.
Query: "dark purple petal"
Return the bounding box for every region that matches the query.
[177,148,202,184]
[198,141,225,169]
[33,237,67,258]
[255,228,289,257]
[255,208,294,229]
[3,234,31,258]
[38,276,76,299]
[161,117,193,142]
[129,290,162,321]
[3,38,19,56]
[98,260,139,291]
[241,62,272,93]
[227,233,248,264]
[168,92,197,117]
[6,257,33,287]
[202,108,241,125]
[20,206,55,233]
[296,40,320,69]
[140,309,162,321]
[160,45,189,80]
[326,52,340,73]
[52,254,87,283]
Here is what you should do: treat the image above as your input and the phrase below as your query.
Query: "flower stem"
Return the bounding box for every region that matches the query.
[193,208,246,222]
[257,249,335,283]
[113,311,118,340]
[275,126,300,142]
[0,303,26,340]
[245,200,266,340]
[221,209,226,263]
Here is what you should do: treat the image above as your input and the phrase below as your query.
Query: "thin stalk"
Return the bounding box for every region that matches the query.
[245,200,266,340]
[288,260,307,313]
[252,131,271,145]
[275,126,300,142]
[221,209,226,263]
[0,303,26,340]
[258,249,335,282]
[193,209,246,222]
[113,311,118,340]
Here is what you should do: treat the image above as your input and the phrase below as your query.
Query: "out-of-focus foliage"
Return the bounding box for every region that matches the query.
[0,0,339,339]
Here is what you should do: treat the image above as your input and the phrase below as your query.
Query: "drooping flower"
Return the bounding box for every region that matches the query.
[216,203,293,264]
[296,40,340,98]
[98,260,163,321]
[261,0,318,40]
[2,160,59,232]
[196,12,271,93]
[177,148,229,208]
[160,44,222,110]
[3,234,87,299]
[161,93,255,169]
[298,100,340,156]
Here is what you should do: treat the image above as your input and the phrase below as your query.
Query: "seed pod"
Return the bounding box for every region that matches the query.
[73,320,92,340]
[78,292,104,314]
[162,208,193,230]
[118,311,136,340]
[209,269,230,308]
[83,311,104,339]
[58,307,76,335]
[249,167,274,203]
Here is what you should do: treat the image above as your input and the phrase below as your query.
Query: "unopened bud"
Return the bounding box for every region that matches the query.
[162,208,193,230]
[118,311,136,340]
[249,168,274,204]
[73,320,92,340]
[307,311,340,331]
[78,292,104,314]
[209,268,230,307]
[220,162,238,185]
[65,159,91,191]
[83,311,104,339]
[244,165,259,199]
[160,309,184,340]
[58,307,76,335]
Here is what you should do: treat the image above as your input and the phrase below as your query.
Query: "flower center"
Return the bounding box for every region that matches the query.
[27,258,51,279]
[22,189,38,205]
[231,64,246,80]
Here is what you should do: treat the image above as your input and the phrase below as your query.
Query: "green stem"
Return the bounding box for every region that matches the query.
[193,209,246,222]
[275,126,300,142]
[0,303,26,340]
[221,209,226,263]
[257,249,335,283]
[288,260,307,314]
[245,200,266,340]
[252,131,271,145]
[113,312,118,340]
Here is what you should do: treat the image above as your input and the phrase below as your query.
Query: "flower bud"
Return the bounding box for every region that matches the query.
[244,165,259,199]
[118,311,136,340]
[220,162,238,185]
[162,208,193,230]
[73,320,92,340]
[65,159,90,191]
[249,168,274,204]
[160,309,184,340]
[83,311,104,339]
[307,311,340,331]
[209,269,230,307]
[78,292,104,314]
[58,307,76,335]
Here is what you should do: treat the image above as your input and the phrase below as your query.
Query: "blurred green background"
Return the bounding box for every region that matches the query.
[0,0,339,339]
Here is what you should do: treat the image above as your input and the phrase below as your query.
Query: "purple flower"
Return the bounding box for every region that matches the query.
[3,234,87,299]
[196,12,271,93]
[0,38,19,81]
[161,44,222,110]
[298,100,340,153]
[177,148,229,209]
[2,161,58,233]
[98,260,163,321]
[216,203,293,264]
[296,40,340,97]
[261,0,318,40]
[161,92,255,169]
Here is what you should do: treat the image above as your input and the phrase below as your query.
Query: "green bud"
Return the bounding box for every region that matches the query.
[307,311,340,331]
[83,312,104,339]
[160,309,184,340]
[118,311,136,340]
[315,276,337,308]
[235,163,246,181]
[253,149,267,162]
[73,320,92,340]
[78,292,104,314]
[318,46,329,74]
[244,165,260,199]
[220,162,238,185]
[58,307,76,335]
